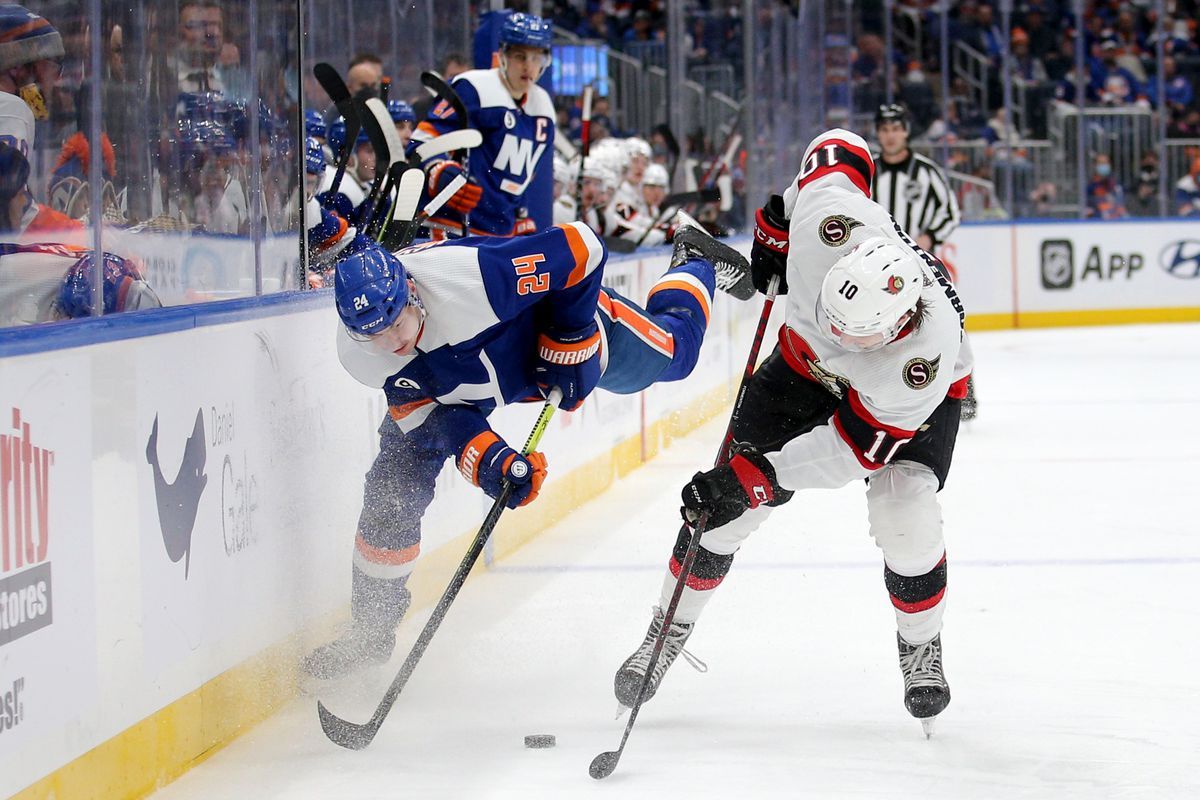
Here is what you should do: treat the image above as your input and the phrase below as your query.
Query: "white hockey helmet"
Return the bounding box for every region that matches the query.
[643,163,669,187]
[581,160,619,193]
[818,236,924,352]
[623,137,651,162]
[553,154,573,186]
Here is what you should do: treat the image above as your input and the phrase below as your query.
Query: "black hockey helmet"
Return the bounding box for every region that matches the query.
[875,103,910,131]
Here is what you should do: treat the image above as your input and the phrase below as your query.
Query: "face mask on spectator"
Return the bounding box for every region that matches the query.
[1096,163,1112,178]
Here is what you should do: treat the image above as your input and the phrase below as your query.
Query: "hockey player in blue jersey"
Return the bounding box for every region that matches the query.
[302,215,757,679]
[409,12,555,237]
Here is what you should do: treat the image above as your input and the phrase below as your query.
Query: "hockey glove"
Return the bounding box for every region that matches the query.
[751,194,790,295]
[427,160,482,214]
[457,431,548,509]
[535,322,602,411]
[316,189,356,221]
[680,451,783,529]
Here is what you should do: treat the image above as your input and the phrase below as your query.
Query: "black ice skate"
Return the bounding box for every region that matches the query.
[671,211,756,301]
[614,607,706,709]
[959,375,978,421]
[897,632,950,738]
[302,625,396,680]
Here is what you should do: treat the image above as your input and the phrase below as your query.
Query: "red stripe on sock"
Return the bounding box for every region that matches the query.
[890,586,946,614]
[668,556,724,591]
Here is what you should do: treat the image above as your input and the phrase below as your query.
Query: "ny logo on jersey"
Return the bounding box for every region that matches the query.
[494,134,546,185]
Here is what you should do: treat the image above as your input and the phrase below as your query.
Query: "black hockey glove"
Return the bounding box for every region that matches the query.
[680,451,783,529]
[750,194,789,295]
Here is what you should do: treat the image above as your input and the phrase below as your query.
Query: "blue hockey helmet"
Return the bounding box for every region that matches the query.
[334,244,412,337]
[386,100,415,124]
[499,12,552,51]
[304,109,327,140]
[304,135,325,176]
[327,116,370,162]
[57,252,140,318]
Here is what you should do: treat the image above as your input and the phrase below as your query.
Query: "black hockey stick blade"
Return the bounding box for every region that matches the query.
[317,701,379,750]
[420,70,468,131]
[357,98,391,205]
[313,63,361,203]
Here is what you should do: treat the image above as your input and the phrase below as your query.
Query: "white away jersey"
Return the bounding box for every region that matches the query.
[765,129,973,492]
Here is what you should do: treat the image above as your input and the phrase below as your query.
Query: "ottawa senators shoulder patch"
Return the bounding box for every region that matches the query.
[902,355,941,390]
[818,214,863,247]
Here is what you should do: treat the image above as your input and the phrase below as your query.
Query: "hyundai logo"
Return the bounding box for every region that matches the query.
[1159,240,1200,279]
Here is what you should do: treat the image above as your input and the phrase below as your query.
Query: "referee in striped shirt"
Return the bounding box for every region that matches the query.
[872,103,977,420]
[871,104,960,253]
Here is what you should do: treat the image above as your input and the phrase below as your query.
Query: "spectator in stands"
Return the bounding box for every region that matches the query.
[1089,40,1143,105]
[1010,28,1049,84]
[1148,56,1195,119]
[346,52,383,100]
[576,10,618,48]
[853,33,886,98]
[947,77,985,137]
[1017,3,1056,61]
[1043,30,1076,82]
[1086,153,1128,219]
[1174,157,1200,217]
[1129,149,1161,217]
[1167,107,1200,138]
[172,1,241,95]
[974,3,1006,66]
[625,10,657,45]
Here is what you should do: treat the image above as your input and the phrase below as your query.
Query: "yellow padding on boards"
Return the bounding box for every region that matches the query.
[14,379,737,800]
[967,307,1200,331]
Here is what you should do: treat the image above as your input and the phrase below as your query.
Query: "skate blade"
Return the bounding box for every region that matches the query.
[920,716,937,739]
[615,703,630,720]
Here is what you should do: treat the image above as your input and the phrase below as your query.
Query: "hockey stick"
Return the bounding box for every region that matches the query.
[409,129,483,166]
[419,70,472,234]
[318,390,561,750]
[699,133,742,190]
[381,172,466,251]
[363,98,407,238]
[355,98,392,234]
[573,86,593,222]
[313,63,361,206]
[374,162,421,245]
[631,188,722,249]
[590,275,781,780]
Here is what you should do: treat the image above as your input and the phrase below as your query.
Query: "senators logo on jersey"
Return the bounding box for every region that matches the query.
[902,356,941,390]
[818,214,863,247]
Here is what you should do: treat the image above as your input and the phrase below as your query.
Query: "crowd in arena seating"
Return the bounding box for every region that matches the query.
[856,1,1200,218]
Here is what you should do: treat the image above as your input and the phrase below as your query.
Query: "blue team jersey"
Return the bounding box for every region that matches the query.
[410,68,555,236]
[338,221,605,455]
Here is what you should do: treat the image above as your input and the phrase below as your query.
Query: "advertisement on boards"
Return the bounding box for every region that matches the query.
[1020,221,1200,312]
[0,354,96,793]
[135,321,345,682]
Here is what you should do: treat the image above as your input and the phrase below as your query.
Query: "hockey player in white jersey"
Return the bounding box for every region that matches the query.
[613,129,973,736]
[609,162,670,247]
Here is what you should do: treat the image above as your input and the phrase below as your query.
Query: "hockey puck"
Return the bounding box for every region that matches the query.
[524,734,556,749]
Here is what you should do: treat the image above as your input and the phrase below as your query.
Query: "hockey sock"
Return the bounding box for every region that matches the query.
[659,525,735,623]
[885,553,947,645]
[645,258,715,383]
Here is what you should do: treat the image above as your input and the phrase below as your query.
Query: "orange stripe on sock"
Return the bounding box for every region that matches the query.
[648,278,711,325]
[355,535,420,566]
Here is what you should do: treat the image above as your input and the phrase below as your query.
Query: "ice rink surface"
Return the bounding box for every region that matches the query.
[153,324,1200,800]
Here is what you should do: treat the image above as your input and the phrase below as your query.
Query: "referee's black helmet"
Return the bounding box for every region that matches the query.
[875,103,910,131]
